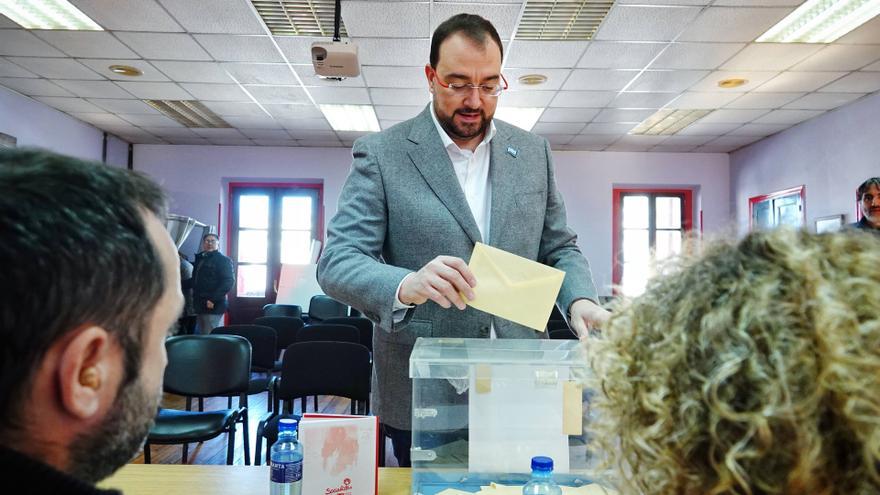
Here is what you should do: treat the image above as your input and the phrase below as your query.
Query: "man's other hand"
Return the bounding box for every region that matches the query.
[569,298,610,338]
[399,256,477,310]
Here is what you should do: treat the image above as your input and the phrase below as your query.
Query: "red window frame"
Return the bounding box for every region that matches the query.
[748,185,805,231]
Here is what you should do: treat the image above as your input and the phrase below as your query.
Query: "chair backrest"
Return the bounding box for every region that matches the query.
[276,341,371,402]
[322,317,373,351]
[307,295,348,322]
[211,325,277,371]
[253,316,304,356]
[262,304,302,319]
[296,323,359,344]
[163,335,251,397]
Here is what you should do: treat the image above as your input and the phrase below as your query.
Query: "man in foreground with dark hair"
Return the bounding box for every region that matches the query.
[849,176,880,233]
[0,148,183,493]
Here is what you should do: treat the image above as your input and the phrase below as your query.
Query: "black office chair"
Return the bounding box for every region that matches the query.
[322,317,373,352]
[262,303,302,319]
[144,334,252,465]
[306,295,348,322]
[254,341,372,465]
[212,325,277,411]
[295,323,361,411]
[253,316,305,367]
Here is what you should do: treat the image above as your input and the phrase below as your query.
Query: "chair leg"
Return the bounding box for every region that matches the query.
[185,397,192,411]
[143,442,152,464]
[199,398,204,412]
[300,397,306,413]
[255,419,266,466]
[313,395,318,411]
[182,443,189,464]
[227,423,236,465]
[228,396,232,409]
[243,410,251,466]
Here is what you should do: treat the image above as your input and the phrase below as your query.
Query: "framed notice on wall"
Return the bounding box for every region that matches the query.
[749,185,806,231]
[815,214,845,233]
[0,132,16,148]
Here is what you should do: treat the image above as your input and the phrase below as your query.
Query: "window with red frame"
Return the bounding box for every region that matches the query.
[613,189,693,297]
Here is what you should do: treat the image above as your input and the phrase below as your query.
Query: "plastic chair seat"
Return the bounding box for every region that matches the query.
[148,409,237,443]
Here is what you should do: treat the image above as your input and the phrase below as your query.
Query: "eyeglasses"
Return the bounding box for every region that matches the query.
[433,74,508,97]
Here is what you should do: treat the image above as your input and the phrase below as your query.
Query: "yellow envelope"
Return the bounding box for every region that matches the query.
[465,242,565,332]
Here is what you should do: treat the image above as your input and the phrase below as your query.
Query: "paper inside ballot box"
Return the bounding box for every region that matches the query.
[465,243,565,331]
[299,414,378,495]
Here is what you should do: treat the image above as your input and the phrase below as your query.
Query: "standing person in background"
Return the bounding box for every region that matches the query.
[177,252,195,334]
[191,233,234,333]
[317,13,608,466]
[0,148,183,493]
[849,177,880,233]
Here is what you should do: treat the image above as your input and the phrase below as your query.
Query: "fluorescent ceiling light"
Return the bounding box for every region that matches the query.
[630,109,712,136]
[494,107,544,132]
[757,0,880,43]
[319,104,380,132]
[0,0,103,30]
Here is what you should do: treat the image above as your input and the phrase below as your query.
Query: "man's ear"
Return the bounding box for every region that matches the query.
[56,326,118,420]
[425,64,435,93]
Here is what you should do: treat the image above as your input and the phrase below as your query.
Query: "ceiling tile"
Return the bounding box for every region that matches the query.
[577,42,666,70]
[593,108,656,123]
[720,43,822,71]
[223,116,282,129]
[246,85,311,104]
[369,88,429,106]
[284,129,337,140]
[6,57,102,80]
[836,15,880,44]
[569,134,620,146]
[676,121,741,135]
[532,122,585,134]
[151,61,231,83]
[193,35,283,63]
[863,60,880,71]
[157,0,266,34]
[507,41,589,69]
[208,138,255,146]
[54,80,134,98]
[656,134,716,146]
[141,127,200,137]
[33,96,104,113]
[118,114,184,127]
[342,2,429,37]
[651,43,745,70]
[33,31,137,58]
[0,14,19,28]
[87,98,162,114]
[725,92,804,109]
[690,71,778,92]
[114,33,212,61]
[754,71,846,93]
[818,72,880,93]
[752,109,824,125]
[78,59,170,82]
[239,129,290,139]
[179,83,250,101]
[627,69,709,92]
[504,68,572,91]
[336,131,373,142]
[431,3,521,40]
[561,69,639,91]
[167,138,210,145]
[0,77,73,96]
[651,144,698,152]
[791,45,880,72]
[609,92,676,108]
[202,101,268,117]
[296,140,343,147]
[539,108,600,123]
[351,38,431,67]
[280,118,332,131]
[616,0,710,4]
[608,134,669,150]
[0,30,65,57]
[262,103,324,119]
[308,87,372,104]
[191,127,247,138]
[594,5,701,41]
[253,139,297,147]
[274,36,324,65]
[380,120,402,130]
[73,0,183,31]
[726,123,789,136]
[361,66,425,88]
[677,8,794,42]
[665,91,740,109]
[0,58,34,77]
[374,105,424,121]
[541,135,575,146]
[582,122,637,134]
[223,63,297,85]
[698,108,768,124]
[71,112,132,127]
[114,81,192,99]
[291,64,365,87]
[704,134,764,147]
[713,0,802,5]
[498,90,555,107]
[783,92,864,110]
[550,91,617,108]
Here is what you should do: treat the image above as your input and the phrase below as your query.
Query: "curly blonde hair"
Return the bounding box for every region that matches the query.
[589,229,880,495]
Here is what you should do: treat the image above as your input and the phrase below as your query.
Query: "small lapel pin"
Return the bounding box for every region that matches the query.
[507,146,518,157]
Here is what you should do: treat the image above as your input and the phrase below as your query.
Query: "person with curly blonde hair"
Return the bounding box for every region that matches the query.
[589,228,880,495]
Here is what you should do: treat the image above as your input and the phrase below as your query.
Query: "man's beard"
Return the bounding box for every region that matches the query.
[68,376,161,483]
[435,102,491,142]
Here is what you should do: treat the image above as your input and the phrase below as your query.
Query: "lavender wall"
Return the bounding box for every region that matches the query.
[0,85,106,161]
[135,144,730,295]
[730,91,880,233]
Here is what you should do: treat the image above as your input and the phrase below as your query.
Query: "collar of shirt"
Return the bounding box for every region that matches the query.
[429,104,496,156]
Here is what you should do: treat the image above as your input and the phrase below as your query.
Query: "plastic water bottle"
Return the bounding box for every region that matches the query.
[522,456,562,495]
[270,418,303,495]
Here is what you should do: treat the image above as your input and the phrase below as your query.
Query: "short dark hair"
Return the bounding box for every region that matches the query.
[0,148,168,435]
[430,13,503,69]
[857,177,880,200]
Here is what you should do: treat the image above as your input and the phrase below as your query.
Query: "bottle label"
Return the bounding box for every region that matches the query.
[271,460,303,483]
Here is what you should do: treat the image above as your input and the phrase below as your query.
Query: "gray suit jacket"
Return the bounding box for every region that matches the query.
[317,105,598,429]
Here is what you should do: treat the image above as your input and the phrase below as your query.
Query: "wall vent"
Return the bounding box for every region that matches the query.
[515,0,615,40]
[251,0,347,37]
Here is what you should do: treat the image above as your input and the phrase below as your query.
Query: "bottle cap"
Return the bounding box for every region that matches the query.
[531,456,553,472]
[279,418,298,434]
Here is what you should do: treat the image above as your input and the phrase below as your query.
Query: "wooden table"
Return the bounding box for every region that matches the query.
[99,464,412,495]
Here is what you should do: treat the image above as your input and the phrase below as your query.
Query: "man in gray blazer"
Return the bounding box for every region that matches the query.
[317,13,608,466]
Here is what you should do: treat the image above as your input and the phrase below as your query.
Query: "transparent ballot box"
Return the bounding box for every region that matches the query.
[409,337,601,495]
